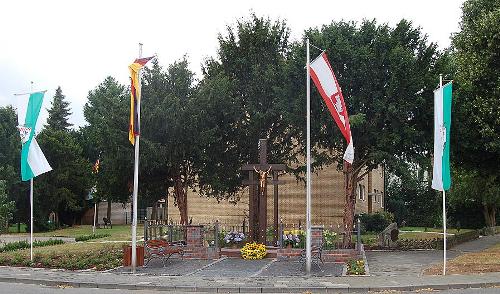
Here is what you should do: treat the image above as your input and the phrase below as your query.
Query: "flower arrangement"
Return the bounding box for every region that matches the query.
[323,229,338,249]
[223,231,245,246]
[282,229,304,248]
[282,233,301,247]
[240,242,267,260]
[347,259,366,275]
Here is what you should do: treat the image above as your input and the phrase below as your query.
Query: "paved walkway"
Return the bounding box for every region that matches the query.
[366,234,500,277]
[0,265,498,292]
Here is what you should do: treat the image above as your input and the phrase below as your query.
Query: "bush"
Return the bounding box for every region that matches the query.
[0,239,65,253]
[359,212,394,233]
[397,238,438,250]
[75,233,111,242]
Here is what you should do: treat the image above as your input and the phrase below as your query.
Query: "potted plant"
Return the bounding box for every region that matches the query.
[223,231,246,248]
[282,233,300,248]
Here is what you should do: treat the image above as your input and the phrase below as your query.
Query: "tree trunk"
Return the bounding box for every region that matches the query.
[174,173,188,225]
[342,162,356,248]
[483,203,496,231]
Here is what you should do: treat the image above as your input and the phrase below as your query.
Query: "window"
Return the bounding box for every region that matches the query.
[381,192,384,208]
[358,184,365,201]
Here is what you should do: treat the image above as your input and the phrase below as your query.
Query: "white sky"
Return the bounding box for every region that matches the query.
[0,0,464,129]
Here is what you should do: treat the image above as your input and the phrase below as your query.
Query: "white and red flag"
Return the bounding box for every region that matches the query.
[309,52,354,163]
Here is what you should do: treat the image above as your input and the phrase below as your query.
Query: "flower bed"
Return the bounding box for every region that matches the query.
[346,259,366,275]
[0,243,122,270]
[240,242,267,260]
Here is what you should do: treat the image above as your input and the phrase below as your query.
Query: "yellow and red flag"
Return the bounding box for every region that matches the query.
[129,56,154,145]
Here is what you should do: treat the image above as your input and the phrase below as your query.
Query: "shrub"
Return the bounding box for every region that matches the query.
[0,239,64,253]
[397,238,438,250]
[359,211,394,233]
[75,233,111,242]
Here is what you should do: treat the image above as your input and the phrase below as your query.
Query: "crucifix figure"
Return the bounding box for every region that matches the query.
[242,139,286,245]
[254,166,272,196]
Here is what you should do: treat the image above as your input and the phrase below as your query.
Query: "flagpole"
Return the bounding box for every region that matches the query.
[30,178,33,262]
[440,73,447,276]
[305,38,312,274]
[29,81,34,263]
[131,43,143,274]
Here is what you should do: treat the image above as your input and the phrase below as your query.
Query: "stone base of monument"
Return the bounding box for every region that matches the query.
[378,222,399,248]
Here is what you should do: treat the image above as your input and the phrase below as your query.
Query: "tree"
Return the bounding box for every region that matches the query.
[287,20,446,245]
[83,77,132,220]
[36,130,92,227]
[197,14,298,199]
[448,167,499,231]
[451,0,500,229]
[140,58,198,224]
[34,86,92,228]
[46,86,73,131]
[0,106,28,231]
[0,180,15,233]
[386,163,440,227]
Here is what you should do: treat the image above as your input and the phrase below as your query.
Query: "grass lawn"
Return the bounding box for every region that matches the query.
[399,227,473,240]
[5,225,143,241]
[33,225,143,241]
[424,242,500,275]
[360,227,476,245]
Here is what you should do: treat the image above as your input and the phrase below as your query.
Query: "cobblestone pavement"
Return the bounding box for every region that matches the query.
[112,257,344,277]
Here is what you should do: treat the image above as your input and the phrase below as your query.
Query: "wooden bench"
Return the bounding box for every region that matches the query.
[144,239,184,267]
[299,244,324,270]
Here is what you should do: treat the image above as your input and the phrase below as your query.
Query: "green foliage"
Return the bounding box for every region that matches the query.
[386,163,440,227]
[451,0,500,230]
[448,167,500,229]
[396,238,438,250]
[0,181,15,233]
[0,244,122,270]
[197,14,298,198]
[359,211,394,233]
[140,58,198,210]
[46,86,73,131]
[75,233,111,242]
[0,106,28,229]
[287,19,445,174]
[83,77,131,205]
[0,239,64,253]
[36,129,92,228]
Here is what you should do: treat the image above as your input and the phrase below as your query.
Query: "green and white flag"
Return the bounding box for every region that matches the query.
[17,92,52,181]
[432,82,452,191]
